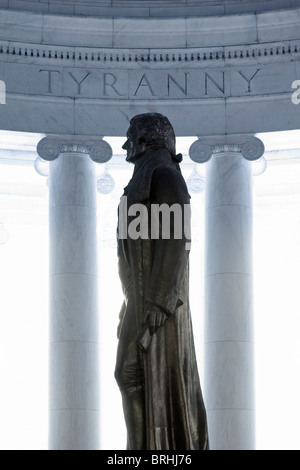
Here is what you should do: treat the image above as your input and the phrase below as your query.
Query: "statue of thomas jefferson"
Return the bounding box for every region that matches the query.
[115,113,209,450]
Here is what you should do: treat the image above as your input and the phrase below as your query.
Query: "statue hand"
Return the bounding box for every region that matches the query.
[137,307,168,352]
[145,309,167,336]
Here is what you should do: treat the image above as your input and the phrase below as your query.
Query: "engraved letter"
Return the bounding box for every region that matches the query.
[103,73,126,96]
[238,69,261,92]
[204,71,225,95]
[134,74,156,96]
[39,69,61,93]
[68,71,91,94]
[167,73,189,96]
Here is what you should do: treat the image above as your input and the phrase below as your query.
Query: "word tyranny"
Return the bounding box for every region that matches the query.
[2,65,297,101]
[34,67,262,99]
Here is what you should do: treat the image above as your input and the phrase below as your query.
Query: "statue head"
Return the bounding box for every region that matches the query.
[122,113,177,163]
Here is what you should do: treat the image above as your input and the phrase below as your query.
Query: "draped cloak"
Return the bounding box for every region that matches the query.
[116,148,209,450]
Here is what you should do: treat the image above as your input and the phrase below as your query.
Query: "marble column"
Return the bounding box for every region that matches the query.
[37,135,112,450]
[189,135,265,450]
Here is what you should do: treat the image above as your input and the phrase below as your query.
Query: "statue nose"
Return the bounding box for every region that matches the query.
[122,140,129,150]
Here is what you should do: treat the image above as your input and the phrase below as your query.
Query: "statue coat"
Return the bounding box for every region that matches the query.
[115,148,209,450]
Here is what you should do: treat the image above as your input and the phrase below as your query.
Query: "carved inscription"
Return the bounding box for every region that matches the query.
[37,67,262,99]
[2,63,294,100]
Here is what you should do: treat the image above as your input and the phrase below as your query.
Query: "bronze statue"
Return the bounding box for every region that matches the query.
[115,113,209,450]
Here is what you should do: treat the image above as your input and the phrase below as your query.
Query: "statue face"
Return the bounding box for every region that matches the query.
[122,124,147,163]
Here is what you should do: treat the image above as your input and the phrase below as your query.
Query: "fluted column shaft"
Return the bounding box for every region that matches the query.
[189,135,264,450]
[37,135,112,450]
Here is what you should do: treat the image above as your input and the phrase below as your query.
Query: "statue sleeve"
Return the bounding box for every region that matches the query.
[144,166,191,316]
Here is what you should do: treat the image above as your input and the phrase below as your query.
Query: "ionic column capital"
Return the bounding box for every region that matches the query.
[36,135,113,164]
[189,134,265,163]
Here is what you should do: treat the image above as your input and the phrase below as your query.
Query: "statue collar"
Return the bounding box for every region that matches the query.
[123,148,178,204]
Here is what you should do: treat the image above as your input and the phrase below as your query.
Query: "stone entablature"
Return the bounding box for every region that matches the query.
[0,8,300,136]
[1,55,298,101]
